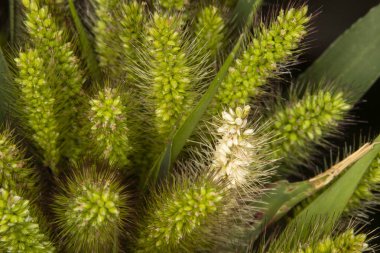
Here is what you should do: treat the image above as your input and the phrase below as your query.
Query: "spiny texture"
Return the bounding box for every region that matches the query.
[214,7,310,110]
[53,168,128,252]
[158,0,186,11]
[22,0,84,162]
[145,13,192,137]
[295,229,368,253]
[136,176,226,252]
[119,1,145,75]
[22,0,83,103]
[14,50,60,171]
[195,5,225,58]
[212,106,270,187]
[88,88,131,167]
[0,188,55,252]
[271,90,350,161]
[345,153,380,213]
[0,130,34,191]
[93,0,121,75]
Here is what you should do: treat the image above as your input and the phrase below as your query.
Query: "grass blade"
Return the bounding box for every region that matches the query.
[299,4,380,102]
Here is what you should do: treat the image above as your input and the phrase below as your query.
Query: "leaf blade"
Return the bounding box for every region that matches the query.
[299,4,380,102]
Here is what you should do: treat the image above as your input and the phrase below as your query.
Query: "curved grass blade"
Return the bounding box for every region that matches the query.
[240,141,373,248]
[299,4,380,102]
[68,0,101,82]
[284,135,380,241]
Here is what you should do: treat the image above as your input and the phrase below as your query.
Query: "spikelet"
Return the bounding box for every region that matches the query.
[135,173,228,252]
[22,0,83,102]
[0,130,34,193]
[14,49,60,172]
[143,13,193,138]
[21,0,84,162]
[0,188,55,252]
[213,7,310,111]
[158,0,187,11]
[345,153,380,213]
[87,87,131,167]
[93,0,122,76]
[119,0,145,78]
[194,5,225,58]
[270,89,350,164]
[53,164,129,252]
[211,105,272,187]
[294,229,368,253]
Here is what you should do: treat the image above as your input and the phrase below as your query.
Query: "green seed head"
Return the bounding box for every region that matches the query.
[296,229,368,253]
[158,0,187,11]
[0,188,55,252]
[88,87,131,167]
[136,175,226,252]
[14,49,60,170]
[145,13,193,137]
[119,1,145,74]
[271,90,350,162]
[0,130,34,192]
[346,153,380,213]
[195,5,225,58]
[53,165,128,252]
[214,7,310,111]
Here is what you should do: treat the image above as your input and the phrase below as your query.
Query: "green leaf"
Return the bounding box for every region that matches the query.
[299,4,380,102]
[0,47,12,122]
[287,136,380,241]
[142,0,264,189]
[233,0,263,28]
[68,0,101,82]
[240,141,374,248]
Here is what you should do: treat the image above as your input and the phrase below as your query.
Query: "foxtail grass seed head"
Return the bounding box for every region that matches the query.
[22,0,83,100]
[271,90,350,162]
[212,105,272,187]
[158,0,187,11]
[93,0,123,75]
[214,7,310,111]
[88,87,131,167]
[195,5,225,58]
[136,175,227,252]
[345,153,380,213]
[53,167,128,252]
[14,49,60,171]
[119,1,145,74]
[145,13,193,137]
[295,229,368,253]
[0,130,34,192]
[0,188,55,252]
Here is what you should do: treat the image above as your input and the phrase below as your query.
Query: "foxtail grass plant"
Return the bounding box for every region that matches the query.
[0,0,380,252]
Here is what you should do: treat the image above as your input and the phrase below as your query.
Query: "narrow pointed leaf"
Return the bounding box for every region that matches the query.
[299,4,380,102]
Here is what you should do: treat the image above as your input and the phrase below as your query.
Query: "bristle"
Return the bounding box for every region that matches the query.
[0,188,55,252]
[53,164,129,252]
[87,87,131,168]
[270,89,351,165]
[212,6,310,112]
[0,129,35,194]
[194,5,225,59]
[14,49,60,172]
